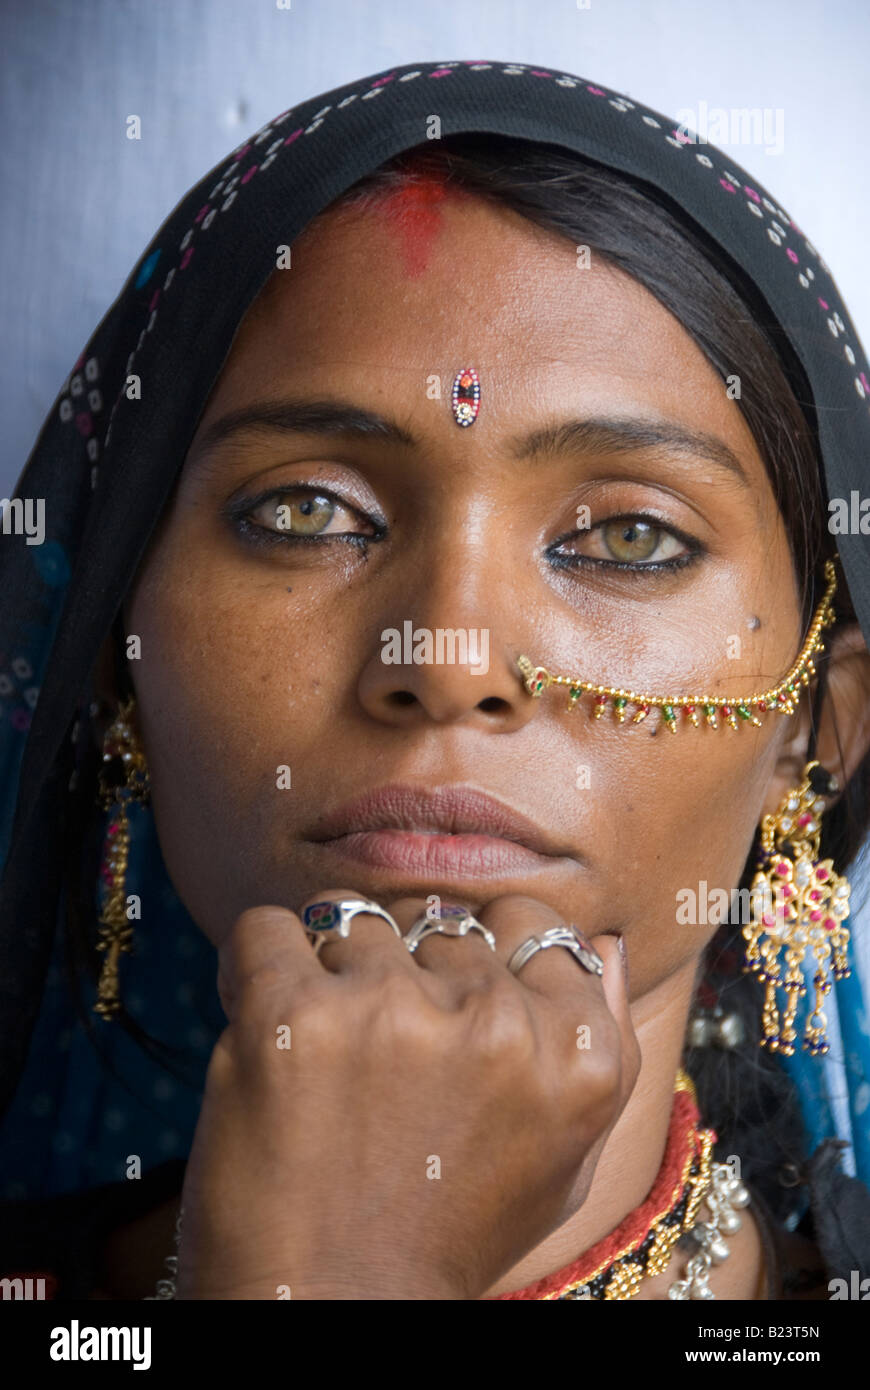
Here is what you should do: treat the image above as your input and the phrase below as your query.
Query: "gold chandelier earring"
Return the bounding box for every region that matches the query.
[93,695,150,1019]
[742,759,852,1056]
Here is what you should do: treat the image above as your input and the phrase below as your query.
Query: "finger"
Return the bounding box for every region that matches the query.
[474,895,613,1006]
[387,895,502,980]
[295,886,415,977]
[217,904,325,1022]
[594,934,642,1103]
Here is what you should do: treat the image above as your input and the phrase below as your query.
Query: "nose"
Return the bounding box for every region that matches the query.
[358,627,534,726]
[355,539,540,730]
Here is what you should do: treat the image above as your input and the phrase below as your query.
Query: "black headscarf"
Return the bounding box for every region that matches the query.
[1,59,868,1193]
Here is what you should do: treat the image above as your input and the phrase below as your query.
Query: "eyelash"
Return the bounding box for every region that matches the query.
[547,513,703,576]
[225,488,703,575]
[224,485,387,552]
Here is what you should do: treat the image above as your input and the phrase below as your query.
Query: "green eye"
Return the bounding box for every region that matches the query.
[602,519,660,563]
[273,494,335,535]
[549,512,696,574]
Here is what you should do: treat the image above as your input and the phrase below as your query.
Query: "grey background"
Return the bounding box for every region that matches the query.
[2,0,869,492]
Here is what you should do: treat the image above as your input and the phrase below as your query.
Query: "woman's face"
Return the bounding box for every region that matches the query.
[118,189,810,1000]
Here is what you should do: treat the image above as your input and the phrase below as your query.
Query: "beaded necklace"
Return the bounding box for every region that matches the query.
[492,1069,749,1301]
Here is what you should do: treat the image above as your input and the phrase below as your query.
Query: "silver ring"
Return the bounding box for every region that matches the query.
[302,897,402,957]
[507,924,604,978]
[404,904,496,955]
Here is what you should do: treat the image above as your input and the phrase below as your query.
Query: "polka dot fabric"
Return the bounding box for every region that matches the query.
[0,59,868,1197]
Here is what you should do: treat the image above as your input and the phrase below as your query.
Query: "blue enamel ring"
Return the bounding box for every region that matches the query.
[403,903,496,955]
[302,897,402,956]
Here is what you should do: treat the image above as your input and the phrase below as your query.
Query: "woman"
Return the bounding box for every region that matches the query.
[0,58,869,1302]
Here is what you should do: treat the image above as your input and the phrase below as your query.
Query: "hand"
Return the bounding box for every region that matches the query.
[175,890,640,1300]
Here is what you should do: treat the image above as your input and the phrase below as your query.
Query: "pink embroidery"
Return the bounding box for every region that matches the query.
[744,187,761,202]
[241,166,257,184]
[371,73,397,87]
[149,290,160,312]
[587,85,605,95]
[74,413,93,438]
[180,247,194,271]
[232,143,251,162]
[786,248,798,263]
[194,204,210,224]
[283,129,303,146]
[719,179,737,193]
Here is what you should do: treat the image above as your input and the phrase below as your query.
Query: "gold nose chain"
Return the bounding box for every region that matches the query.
[517,557,838,735]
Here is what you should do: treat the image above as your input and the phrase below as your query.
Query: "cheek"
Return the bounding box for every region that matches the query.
[122,534,358,928]
[586,737,772,1000]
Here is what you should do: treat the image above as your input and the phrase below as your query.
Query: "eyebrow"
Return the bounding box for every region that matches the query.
[191,398,416,458]
[190,396,750,488]
[508,416,750,487]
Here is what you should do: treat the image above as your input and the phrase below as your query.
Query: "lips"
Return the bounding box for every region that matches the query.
[305,783,573,860]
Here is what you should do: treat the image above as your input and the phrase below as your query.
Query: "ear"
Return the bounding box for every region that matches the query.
[89,632,118,751]
[761,621,870,818]
[89,615,142,752]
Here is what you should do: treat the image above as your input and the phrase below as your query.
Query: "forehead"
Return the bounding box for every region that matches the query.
[200,192,764,470]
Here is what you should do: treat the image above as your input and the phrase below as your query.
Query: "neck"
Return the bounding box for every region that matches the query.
[482,958,697,1298]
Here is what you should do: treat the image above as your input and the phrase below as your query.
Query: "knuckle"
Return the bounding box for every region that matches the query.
[283,985,347,1050]
[465,983,536,1062]
[368,970,437,1045]
[225,905,294,964]
[579,1050,623,1125]
[235,961,285,1004]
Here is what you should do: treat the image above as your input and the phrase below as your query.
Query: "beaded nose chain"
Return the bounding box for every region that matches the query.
[517,557,838,735]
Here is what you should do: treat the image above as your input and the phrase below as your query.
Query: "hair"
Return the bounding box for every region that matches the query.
[63,134,870,1222]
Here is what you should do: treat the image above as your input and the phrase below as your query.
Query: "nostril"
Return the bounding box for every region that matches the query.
[478,697,509,713]
[390,691,417,706]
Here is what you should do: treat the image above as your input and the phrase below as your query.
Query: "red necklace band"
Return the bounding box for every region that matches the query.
[491,1070,717,1300]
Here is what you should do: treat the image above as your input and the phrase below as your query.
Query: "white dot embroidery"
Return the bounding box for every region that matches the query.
[65,62,870,499]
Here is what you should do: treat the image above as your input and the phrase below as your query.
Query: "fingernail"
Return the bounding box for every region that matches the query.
[616,933,629,987]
